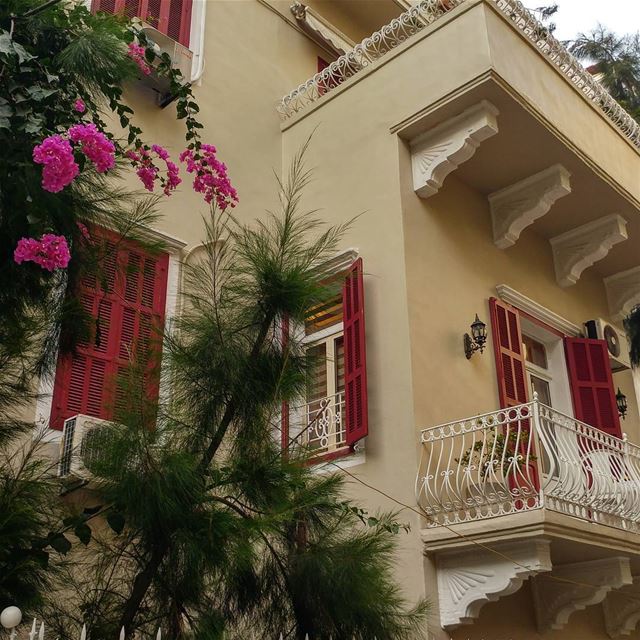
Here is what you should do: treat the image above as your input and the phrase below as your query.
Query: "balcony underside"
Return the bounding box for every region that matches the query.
[398,76,640,286]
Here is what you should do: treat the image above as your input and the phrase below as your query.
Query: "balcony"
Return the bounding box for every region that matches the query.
[416,396,640,533]
[416,398,640,632]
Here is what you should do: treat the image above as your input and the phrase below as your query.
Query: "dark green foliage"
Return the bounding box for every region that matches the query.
[624,306,640,368]
[569,26,640,121]
[0,424,65,611]
[47,150,428,639]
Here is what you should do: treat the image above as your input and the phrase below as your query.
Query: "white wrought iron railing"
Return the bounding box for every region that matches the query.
[291,392,346,454]
[0,607,314,640]
[416,394,640,532]
[277,0,640,150]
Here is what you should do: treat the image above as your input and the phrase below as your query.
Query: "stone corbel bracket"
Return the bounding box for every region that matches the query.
[532,557,632,633]
[551,214,628,287]
[489,164,571,249]
[410,100,499,199]
[437,538,551,630]
[604,266,640,320]
[603,576,640,638]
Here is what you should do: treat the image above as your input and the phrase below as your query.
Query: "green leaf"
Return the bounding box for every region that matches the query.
[12,41,34,64]
[107,512,125,534]
[49,533,72,554]
[74,523,92,546]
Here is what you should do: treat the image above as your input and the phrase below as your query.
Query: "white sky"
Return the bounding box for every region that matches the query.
[551,0,640,41]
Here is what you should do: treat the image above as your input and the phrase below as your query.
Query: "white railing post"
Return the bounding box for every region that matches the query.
[531,392,544,509]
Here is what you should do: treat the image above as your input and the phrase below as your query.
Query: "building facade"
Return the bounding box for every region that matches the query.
[36,0,640,638]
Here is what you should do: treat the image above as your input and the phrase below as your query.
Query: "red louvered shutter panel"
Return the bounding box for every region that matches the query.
[343,259,368,446]
[489,297,538,498]
[489,298,529,408]
[92,0,191,46]
[49,231,169,430]
[564,338,622,438]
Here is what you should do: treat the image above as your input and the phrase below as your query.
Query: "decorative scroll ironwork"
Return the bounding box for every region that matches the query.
[277,0,640,150]
[292,392,346,454]
[416,396,640,532]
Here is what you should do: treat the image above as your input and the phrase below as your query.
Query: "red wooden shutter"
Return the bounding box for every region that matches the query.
[343,259,368,446]
[49,233,169,430]
[564,338,622,438]
[489,297,529,408]
[92,0,192,46]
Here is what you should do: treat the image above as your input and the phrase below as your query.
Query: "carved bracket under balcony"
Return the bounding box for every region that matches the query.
[532,557,632,632]
[604,266,640,320]
[410,100,499,199]
[489,164,571,249]
[437,539,551,630]
[603,576,640,638]
[550,214,628,287]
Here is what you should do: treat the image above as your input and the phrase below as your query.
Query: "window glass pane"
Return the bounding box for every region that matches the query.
[335,336,345,393]
[305,294,343,335]
[531,375,552,406]
[523,335,548,369]
[306,343,327,403]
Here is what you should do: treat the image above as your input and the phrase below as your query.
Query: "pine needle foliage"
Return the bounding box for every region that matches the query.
[569,26,640,121]
[53,148,429,639]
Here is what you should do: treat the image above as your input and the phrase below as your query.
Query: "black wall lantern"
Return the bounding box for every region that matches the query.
[616,388,628,420]
[464,314,487,359]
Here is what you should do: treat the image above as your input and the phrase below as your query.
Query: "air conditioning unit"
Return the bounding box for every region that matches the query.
[137,24,193,107]
[584,319,631,371]
[58,414,111,481]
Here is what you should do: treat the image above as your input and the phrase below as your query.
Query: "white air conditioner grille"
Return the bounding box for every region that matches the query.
[59,416,77,478]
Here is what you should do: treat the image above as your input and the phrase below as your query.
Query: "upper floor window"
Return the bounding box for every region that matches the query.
[284,258,368,460]
[92,0,193,47]
[49,228,169,430]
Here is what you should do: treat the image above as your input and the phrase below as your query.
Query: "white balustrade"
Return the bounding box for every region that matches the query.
[290,392,346,454]
[416,396,640,532]
[277,0,640,151]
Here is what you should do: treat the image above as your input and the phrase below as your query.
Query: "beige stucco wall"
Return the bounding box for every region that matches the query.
[26,0,640,637]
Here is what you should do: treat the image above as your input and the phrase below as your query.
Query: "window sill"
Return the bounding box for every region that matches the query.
[309,444,366,472]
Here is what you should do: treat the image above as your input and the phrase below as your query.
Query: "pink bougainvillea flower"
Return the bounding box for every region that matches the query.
[127,42,151,76]
[68,123,115,173]
[32,135,79,193]
[74,99,86,113]
[14,234,71,271]
[127,144,182,196]
[180,144,238,210]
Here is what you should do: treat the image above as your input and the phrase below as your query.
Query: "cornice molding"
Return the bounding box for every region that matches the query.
[603,576,640,638]
[495,284,582,337]
[489,164,571,249]
[550,214,628,287]
[409,100,499,199]
[604,266,640,320]
[436,538,551,629]
[532,557,632,632]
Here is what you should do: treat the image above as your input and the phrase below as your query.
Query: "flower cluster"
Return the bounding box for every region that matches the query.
[74,99,86,114]
[32,135,79,193]
[126,144,181,196]
[127,43,151,76]
[180,145,239,210]
[69,123,116,173]
[14,234,71,271]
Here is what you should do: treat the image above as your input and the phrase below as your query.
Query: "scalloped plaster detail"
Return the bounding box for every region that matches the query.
[532,557,632,633]
[489,165,571,249]
[551,214,628,287]
[603,576,640,638]
[410,101,499,199]
[437,539,551,630]
[604,266,640,320]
